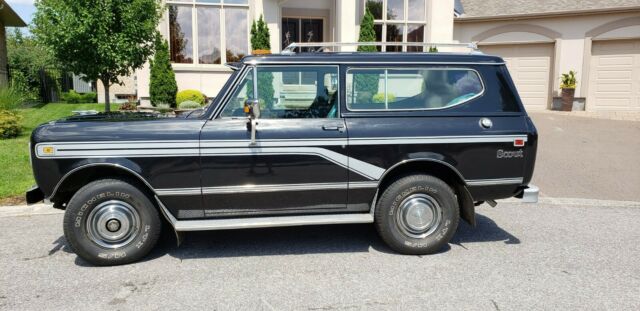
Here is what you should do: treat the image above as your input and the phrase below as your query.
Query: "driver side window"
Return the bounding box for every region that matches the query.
[219,66,339,119]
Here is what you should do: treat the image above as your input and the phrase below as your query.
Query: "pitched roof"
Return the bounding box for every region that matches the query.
[0,1,27,27]
[458,0,640,18]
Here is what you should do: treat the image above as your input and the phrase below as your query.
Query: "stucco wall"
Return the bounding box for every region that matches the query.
[454,12,640,98]
[135,0,455,105]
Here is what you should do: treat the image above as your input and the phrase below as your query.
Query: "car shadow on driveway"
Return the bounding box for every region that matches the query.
[153,212,520,262]
[70,212,520,266]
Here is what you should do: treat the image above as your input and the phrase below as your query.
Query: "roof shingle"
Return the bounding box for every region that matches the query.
[458,0,640,18]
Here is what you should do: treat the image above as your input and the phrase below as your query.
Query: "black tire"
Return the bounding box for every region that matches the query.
[63,179,162,266]
[375,174,459,255]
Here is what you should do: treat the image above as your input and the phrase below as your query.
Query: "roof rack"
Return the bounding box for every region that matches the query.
[281,42,478,54]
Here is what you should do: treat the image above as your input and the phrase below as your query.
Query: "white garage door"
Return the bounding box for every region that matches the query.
[481,43,554,111]
[588,40,640,111]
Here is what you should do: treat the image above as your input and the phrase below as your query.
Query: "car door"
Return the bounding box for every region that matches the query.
[199,65,349,217]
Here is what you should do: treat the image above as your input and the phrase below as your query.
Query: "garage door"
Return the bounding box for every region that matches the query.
[481,43,554,111]
[588,40,640,111]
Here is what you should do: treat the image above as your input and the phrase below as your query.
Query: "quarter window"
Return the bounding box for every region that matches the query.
[220,66,340,119]
[346,68,484,110]
[168,0,249,65]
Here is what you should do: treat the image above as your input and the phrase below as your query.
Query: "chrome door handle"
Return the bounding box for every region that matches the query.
[322,124,345,132]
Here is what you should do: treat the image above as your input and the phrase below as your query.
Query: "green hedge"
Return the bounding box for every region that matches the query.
[61,90,97,103]
[176,90,206,106]
[0,110,22,139]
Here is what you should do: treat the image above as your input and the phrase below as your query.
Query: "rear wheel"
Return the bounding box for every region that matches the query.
[375,174,459,255]
[63,179,161,265]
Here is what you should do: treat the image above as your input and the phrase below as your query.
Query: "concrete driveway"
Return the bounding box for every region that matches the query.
[529,112,640,201]
[1,113,639,310]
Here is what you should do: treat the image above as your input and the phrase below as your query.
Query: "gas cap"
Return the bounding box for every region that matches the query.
[479,118,493,129]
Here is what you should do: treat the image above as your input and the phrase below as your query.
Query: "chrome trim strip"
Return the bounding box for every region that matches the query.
[155,188,202,196]
[465,178,524,186]
[247,60,506,66]
[159,181,379,196]
[202,182,349,194]
[349,181,379,189]
[173,213,374,232]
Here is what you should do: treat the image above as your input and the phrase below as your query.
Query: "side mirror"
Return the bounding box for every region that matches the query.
[244,99,261,119]
[244,99,260,145]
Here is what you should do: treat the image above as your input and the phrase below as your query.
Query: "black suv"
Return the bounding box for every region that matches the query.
[27,51,538,265]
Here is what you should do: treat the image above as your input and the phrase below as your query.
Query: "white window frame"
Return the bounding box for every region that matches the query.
[166,0,250,71]
[363,0,427,52]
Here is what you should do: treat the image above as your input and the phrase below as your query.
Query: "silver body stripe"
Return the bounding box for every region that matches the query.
[36,136,527,184]
[199,147,385,180]
[36,135,528,157]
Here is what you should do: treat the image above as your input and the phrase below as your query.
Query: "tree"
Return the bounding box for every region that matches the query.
[7,29,61,101]
[358,7,377,53]
[355,8,379,103]
[249,15,274,109]
[32,0,163,112]
[250,15,271,51]
[149,40,178,107]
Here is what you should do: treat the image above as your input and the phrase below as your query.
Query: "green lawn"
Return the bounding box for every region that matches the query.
[0,103,117,201]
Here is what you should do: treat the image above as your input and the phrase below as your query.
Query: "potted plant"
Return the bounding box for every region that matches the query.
[560,70,577,111]
[250,15,271,55]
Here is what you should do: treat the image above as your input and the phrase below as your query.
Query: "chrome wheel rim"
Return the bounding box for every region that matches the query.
[86,200,140,249]
[395,194,442,239]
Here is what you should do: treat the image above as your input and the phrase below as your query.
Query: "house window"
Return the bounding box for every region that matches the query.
[364,0,426,52]
[168,0,249,66]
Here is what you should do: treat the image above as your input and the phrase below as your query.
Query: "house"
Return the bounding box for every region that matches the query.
[454,0,640,112]
[0,1,27,87]
[104,0,640,112]
[129,0,456,106]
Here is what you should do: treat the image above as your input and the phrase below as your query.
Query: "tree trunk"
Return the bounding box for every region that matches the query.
[102,79,111,112]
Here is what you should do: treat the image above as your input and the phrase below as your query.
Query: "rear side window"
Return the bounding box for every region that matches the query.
[346,68,484,111]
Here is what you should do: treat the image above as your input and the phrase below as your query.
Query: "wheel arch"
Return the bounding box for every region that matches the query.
[375,159,476,226]
[50,163,158,208]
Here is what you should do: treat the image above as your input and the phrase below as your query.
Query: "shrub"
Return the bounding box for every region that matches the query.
[0,110,22,139]
[61,91,97,103]
[155,103,173,113]
[372,93,396,104]
[119,101,138,111]
[178,100,201,110]
[150,40,178,107]
[82,92,97,103]
[0,86,27,110]
[176,90,206,106]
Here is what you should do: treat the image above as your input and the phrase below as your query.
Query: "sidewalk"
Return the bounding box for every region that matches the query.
[534,110,640,121]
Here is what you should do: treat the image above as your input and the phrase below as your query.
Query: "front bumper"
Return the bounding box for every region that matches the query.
[25,186,44,204]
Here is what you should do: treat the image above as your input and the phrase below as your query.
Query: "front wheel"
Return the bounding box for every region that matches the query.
[63,179,162,265]
[375,175,459,255]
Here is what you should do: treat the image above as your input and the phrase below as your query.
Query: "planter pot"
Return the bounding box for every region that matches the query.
[561,88,575,111]
[252,49,271,55]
